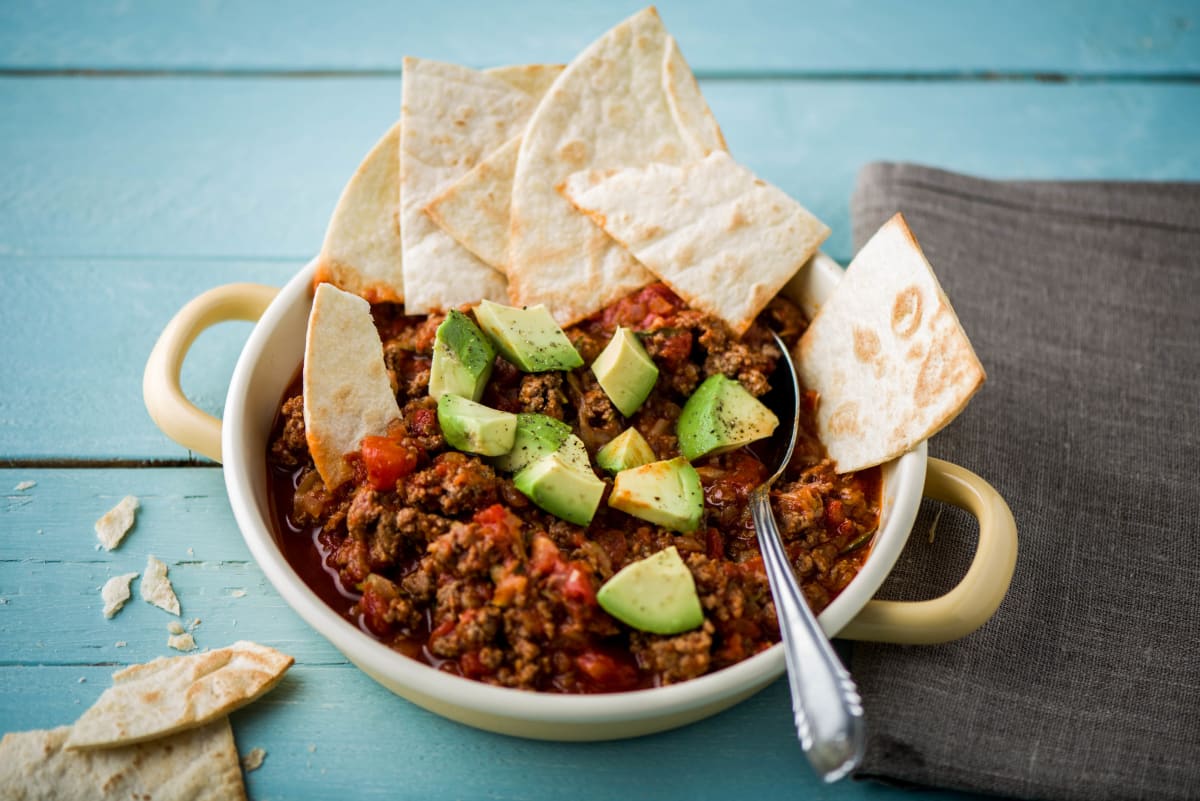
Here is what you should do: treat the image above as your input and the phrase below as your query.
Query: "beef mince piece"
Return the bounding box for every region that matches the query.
[269,395,308,466]
[266,282,881,692]
[517,372,567,420]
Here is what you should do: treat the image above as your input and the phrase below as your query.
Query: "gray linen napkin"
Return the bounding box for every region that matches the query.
[847,164,1200,801]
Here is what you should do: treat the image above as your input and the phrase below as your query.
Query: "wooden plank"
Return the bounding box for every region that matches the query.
[1,76,1197,269]
[0,0,1196,75]
[0,260,295,462]
[0,468,344,664]
[0,667,980,801]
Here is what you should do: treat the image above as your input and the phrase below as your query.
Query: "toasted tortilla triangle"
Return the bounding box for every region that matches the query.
[304,283,401,489]
[483,63,565,98]
[399,57,537,313]
[424,136,521,271]
[509,7,706,325]
[423,65,563,273]
[0,720,245,801]
[65,641,293,750]
[663,35,726,158]
[314,122,404,302]
[560,151,829,335]
[422,63,565,274]
[796,213,986,472]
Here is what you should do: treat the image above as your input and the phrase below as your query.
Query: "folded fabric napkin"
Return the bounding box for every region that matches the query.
[847,164,1200,800]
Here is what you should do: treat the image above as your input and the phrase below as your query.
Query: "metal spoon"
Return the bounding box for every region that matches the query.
[748,332,866,783]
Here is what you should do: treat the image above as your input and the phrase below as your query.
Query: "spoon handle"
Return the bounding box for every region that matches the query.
[749,485,866,783]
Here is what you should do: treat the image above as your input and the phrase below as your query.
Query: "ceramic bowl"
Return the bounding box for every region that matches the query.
[144,253,1017,740]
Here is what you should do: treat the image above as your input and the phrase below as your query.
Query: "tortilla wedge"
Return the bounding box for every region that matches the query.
[64,641,293,750]
[483,63,565,99]
[314,122,405,303]
[424,136,521,271]
[422,64,565,273]
[0,720,245,801]
[509,7,709,325]
[303,283,401,490]
[399,57,538,313]
[796,213,986,472]
[663,35,726,158]
[560,151,829,335]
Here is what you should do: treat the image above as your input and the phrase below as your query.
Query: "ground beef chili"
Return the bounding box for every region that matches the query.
[267,282,881,693]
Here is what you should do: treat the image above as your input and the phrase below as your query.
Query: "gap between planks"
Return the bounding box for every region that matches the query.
[2,68,1199,83]
[0,459,219,469]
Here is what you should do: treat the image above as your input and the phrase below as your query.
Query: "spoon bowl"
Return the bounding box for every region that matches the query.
[749,332,866,782]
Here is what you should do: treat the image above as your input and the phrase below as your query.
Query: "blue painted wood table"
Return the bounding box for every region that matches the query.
[2,3,1197,799]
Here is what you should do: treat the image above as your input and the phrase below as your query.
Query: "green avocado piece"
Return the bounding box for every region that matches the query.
[473,300,584,372]
[428,309,495,401]
[608,456,704,533]
[676,375,779,462]
[596,546,704,635]
[436,394,517,456]
[512,451,605,527]
[492,412,593,475]
[491,413,571,473]
[590,326,658,417]
[595,427,656,474]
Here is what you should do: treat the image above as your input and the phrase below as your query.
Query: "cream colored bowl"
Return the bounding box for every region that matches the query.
[144,254,1017,740]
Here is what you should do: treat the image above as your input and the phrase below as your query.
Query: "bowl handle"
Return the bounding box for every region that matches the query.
[837,458,1018,644]
[143,283,279,463]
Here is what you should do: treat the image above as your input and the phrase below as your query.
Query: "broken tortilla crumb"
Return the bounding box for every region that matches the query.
[101,573,138,619]
[95,495,139,551]
[141,555,181,615]
[167,632,197,652]
[241,747,267,772]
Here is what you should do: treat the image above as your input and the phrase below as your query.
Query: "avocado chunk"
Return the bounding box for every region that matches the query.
[596,546,703,635]
[590,326,658,417]
[473,300,584,372]
[608,456,704,533]
[676,375,779,462]
[436,394,517,456]
[428,309,495,401]
[491,413,570,472]
[595,427,656,474]
[513,451,605,527]
[492,413,592,475]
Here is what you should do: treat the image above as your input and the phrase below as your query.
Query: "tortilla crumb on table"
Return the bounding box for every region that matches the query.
[100,572,138,619]
[242,747,267,772]
[140,554,181,616]
[94,495,139,551]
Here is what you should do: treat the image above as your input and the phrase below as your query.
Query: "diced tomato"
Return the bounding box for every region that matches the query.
[459,650,489,680]
[429,617,456,640]
[655,330,693,366]
[360,435,418,491]
[530,535,562,576]
[358,574,399,637]
[600,282,686,330]
[407,406,438,438]
[473,504,523,549]
[575,650,639,692]
[561,565,596,606]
